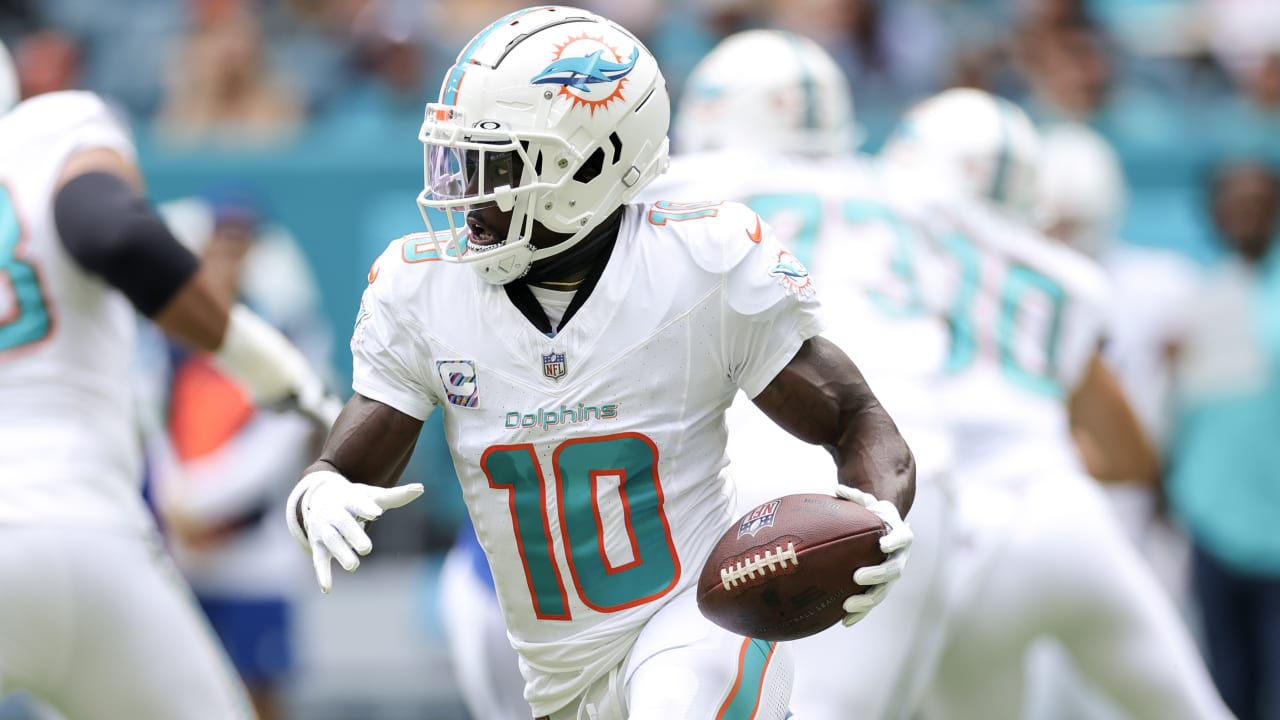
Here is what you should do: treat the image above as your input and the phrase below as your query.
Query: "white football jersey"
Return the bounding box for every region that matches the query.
[352,201,823,716]
[644,150,953,497]
[0,91,148,533]
[1096,244,1201,444]
[922,200,1111,481]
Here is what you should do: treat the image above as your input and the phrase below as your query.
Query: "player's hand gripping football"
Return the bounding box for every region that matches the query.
[833,485,913,627]
[286,470,424,593]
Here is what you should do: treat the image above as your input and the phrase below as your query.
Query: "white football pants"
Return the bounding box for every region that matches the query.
[0,525,253,719]
[439,541,532,720]
[919,469,1231,720]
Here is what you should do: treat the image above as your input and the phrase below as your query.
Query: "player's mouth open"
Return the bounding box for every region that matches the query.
[466,214,504,251]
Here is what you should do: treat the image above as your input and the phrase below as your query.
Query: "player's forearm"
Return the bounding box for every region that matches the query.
[1069,356,1160,486]
[831,398,916,517]
[308,393,423,489]
[753,337,917,515]
[151,268,232,350]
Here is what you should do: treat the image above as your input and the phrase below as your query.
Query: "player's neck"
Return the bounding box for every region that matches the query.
[524,208,625,289]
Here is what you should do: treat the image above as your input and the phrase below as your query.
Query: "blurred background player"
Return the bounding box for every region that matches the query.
[1035,120,1201,595]
[642,29,956,720]
[138,190,335,720]
[1164,158,1280,720]
[880,88,1230,720]
[1024,120,1205,720]
[0,36,336,719]
[1037,122,1201,456]
[438,521,532,720]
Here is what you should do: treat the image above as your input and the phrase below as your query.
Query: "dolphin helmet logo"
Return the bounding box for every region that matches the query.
[531,34,639,113]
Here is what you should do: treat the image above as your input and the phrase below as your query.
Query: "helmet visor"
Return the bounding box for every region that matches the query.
[426,144,527,203]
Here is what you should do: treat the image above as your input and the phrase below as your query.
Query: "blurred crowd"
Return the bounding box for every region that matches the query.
[0,0,1273,165]
[0,0,1275,259]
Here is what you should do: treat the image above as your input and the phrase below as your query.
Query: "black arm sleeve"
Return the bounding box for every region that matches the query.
[53,171,200,317]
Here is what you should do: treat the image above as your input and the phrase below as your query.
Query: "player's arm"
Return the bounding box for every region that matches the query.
[752,336,916,514]
[751,335,916,626]
[1069,352,1160,486]
[286,393,426,593]
[304,392,423,488]
[52,147,339,425]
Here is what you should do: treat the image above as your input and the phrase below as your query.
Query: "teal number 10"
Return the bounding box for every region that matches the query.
[481,433,680,619]
[0,186,51,353]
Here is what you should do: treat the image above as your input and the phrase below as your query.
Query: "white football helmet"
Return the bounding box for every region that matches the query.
[0,40,16,112]
[1036,122,1127,256]
[674,29,858,156]
[417,6,671,284]
[882,88,1041,221]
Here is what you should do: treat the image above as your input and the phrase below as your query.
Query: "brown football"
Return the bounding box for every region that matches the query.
[696,493,889,641]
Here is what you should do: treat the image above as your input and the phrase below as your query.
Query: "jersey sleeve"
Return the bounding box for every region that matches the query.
[44,91,137,163]
[350,245,438,420]
[1058,267,1112,393]
[719,211,826,398]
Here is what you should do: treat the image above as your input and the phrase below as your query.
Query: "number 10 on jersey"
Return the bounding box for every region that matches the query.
[481,433,681,619]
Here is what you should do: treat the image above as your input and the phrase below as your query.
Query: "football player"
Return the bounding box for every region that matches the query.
[642,29,958,720]
[1023,118,1206,720]
[1036,120,1199,596]
[0,43,336,720]
[283,7,915,720]
[883,89,1230,720]
[1037,122,1203,455]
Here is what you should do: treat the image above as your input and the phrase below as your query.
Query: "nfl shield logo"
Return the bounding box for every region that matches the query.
[542,351,567,380]
[737,500,780,539]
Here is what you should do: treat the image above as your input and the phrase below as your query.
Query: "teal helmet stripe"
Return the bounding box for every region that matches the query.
[442,6,550,104]
[782,33,819,131]
[989,98,1016,204]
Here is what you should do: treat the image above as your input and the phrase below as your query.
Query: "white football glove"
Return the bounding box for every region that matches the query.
[216,304,340,428]
[293,391,344,431]
[833,485,913,627]
[286,470,424,593]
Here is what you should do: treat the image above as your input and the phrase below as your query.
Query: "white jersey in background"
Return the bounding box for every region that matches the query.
[645,149,953,486]
[0,91,147,533]
[921,200,1110,483]
[353,201,820,717]
[1096,244,1201,444]
[1086,243,1201,602]
[910,198,1232,720]
[644,149,955,720]
[0,90,254,719]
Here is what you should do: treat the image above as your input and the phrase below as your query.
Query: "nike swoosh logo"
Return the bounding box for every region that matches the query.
[746,215,763,243]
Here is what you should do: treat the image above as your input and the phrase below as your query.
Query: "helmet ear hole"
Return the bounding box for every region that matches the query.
[608,132,623,164]
[574,147,606,184]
